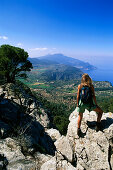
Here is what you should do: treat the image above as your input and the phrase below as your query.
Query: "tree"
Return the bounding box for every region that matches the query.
[0,44,33,83]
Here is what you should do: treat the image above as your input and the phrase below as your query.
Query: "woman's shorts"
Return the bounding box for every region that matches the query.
[77,99,97,113]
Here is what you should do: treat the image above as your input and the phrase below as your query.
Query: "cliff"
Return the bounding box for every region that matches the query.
[0,83,113,169]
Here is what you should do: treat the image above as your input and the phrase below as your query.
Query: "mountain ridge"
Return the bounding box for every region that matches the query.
[37,53,96,70]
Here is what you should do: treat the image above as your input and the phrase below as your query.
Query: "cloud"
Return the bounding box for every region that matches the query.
[17,43,23,46]
[0,36,8,40]
[30,47,48,51]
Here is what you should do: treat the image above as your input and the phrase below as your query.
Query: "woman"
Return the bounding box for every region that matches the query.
[77,73,103,136]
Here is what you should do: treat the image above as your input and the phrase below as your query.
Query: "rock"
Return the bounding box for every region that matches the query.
[41,155,77,170]
[0,138,25,163]
[46,128,61,142]
[0,154,8,170]
[67,109,113,170]
[19,118,56,155]
[55,136,73,162]
[34,152,52,169]
[40,156,56,170]
[7,159,36,170]
[0,120,12,138]
[0,99,20,125]
[0,83,50,128]
[57,160,77,170]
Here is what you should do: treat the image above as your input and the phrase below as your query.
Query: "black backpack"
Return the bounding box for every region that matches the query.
[80,86,92,104]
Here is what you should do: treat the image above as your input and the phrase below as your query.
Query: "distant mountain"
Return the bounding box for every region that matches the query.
[38,53,96,70]
[28,54,95,81]
[28,57,58,66]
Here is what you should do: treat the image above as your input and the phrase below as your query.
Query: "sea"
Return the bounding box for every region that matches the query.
[86,68,113,86]
[80,56,113,86]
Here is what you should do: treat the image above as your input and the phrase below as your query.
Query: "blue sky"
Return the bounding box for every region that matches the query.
[0,0,113,60]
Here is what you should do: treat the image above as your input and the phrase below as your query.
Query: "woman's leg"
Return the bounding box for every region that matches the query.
[93,106,103,131]
[93,106,103,122]
[78,112,83,128]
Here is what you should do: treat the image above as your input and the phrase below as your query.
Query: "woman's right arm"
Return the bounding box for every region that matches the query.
[77,84,81,107]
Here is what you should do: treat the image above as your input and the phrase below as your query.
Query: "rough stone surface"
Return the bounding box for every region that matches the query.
[0,120,12,138]
[40,155,77,170]
[0,83,50,128]
[0,83,113,170]
[40,156,56,170]
[7,159,36,170]
[67,109,113,170]
[55,136,73,162]
[0,138,25,162]
[46,128,61,142]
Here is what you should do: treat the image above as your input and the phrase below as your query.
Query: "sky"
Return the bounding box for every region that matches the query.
[0,0,113,61]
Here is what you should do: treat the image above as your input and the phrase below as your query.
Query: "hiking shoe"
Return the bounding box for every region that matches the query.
[77,128,81,136]
[95,122,102,132]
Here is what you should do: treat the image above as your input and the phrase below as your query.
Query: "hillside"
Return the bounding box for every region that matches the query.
[0,82,113,169]
[38,53,96,70]
[27,64,83,81]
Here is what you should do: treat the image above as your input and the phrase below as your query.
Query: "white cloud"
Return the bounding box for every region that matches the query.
[0,36,8,40]
[17,43,23,46]
[30,47,48,51]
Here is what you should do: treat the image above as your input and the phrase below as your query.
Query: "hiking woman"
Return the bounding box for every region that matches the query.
[77,73,103,136]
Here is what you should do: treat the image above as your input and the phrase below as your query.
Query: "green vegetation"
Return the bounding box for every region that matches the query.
[0,44,32,83]
[0,45,113,135]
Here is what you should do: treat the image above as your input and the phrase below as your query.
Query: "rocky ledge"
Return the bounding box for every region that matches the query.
[0,83,113,169]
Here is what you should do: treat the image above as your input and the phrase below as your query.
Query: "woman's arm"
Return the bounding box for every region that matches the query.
[91,85,98,106]
[77,84,81,107]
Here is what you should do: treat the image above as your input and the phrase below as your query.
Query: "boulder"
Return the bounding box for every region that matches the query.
[40,155,77,170]
[7,159,36,170]
[55,136,73,162]
[46,128,61,142]
[67,109,113,170]
[0,138,25,163]
[40,156,56,170]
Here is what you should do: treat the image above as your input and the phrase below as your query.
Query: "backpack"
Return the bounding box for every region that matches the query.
[80,86,92,104]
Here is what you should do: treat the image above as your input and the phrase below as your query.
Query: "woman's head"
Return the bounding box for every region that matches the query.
[81,73,92,87]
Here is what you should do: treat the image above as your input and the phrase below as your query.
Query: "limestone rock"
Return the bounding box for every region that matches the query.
[46,128,61,142]
[40,156,56,170]
[57,160,77,170]
[67,109,113,170]
[0,138,25,163]
[0,120,12,138]
[7,159,36,170]
[41,156,76,170]
[55,136,73,162]
[34,152,52,169]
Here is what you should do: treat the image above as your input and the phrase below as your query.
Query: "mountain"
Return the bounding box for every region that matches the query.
[38,53,96,70]
[0,82,113,169]
[28,57,58,67]
[28,56,84,81]
[40,64,83,81]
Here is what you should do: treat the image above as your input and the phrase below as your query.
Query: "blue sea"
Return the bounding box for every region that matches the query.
[81,56,113,86]
[86,68,113,86]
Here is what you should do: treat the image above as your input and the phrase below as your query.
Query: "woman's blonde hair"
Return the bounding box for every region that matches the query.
[81,73,92,87]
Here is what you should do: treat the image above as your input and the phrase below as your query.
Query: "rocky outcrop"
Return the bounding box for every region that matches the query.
[66,109,113,170]
[0,82,50,128]
[39,110,113,170]
[46,128,61,142]
[0,82,113,169]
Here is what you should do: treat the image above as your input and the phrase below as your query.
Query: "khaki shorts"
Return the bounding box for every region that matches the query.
[77,99,97,113]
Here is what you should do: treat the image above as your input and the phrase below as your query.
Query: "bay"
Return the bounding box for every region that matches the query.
[79,56,113,86]
[85,68,113,85]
